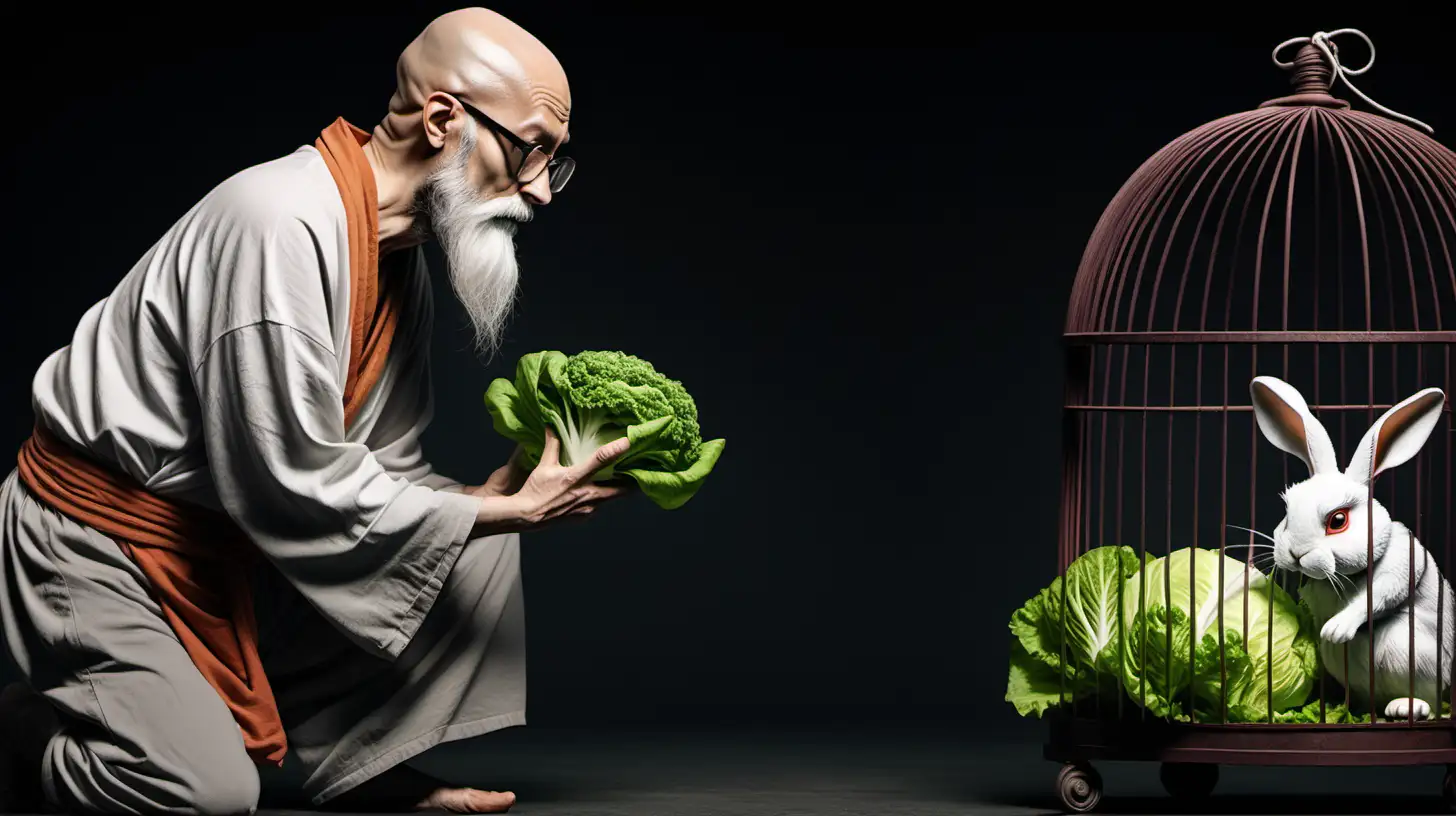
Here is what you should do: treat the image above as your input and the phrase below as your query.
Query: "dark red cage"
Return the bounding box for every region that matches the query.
[1044,34,1456,813]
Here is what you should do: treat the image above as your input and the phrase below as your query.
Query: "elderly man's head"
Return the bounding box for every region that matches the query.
[379,8,571,358]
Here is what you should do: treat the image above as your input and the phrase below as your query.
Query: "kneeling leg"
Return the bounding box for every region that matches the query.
[1,483,259,815]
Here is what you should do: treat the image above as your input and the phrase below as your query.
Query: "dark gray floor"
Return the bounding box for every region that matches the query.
[18,725,1456,814]
[284,724,1456,815]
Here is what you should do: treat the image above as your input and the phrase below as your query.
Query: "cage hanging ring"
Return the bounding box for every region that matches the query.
[1322,28,1376,75]
[1271,29,1375,75]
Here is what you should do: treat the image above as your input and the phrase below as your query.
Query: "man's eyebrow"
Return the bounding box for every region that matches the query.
[523,123,568,151]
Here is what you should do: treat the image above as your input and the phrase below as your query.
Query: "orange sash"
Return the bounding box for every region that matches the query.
[15,117,403,766]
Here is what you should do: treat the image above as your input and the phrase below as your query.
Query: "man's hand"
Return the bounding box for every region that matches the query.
[472,428,632,534]
[471,445,529,498]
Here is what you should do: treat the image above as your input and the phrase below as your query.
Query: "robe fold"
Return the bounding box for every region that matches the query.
[14,118,408,767]
[1,116,517,811]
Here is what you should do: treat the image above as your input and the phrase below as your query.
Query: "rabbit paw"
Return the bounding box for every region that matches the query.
[1320,613,1363,644]
[1384,698,1432,720]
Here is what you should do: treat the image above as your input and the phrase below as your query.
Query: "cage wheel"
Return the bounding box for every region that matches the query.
[1056,762,1103,813]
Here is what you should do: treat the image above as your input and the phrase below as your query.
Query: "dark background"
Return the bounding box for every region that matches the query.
[2,9,1451,753]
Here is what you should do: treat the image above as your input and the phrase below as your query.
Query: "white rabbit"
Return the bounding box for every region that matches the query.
[1250,375,1452,720]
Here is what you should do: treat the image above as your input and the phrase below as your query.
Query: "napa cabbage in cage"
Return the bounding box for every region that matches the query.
[1119,548,1318,722]
[1005,545,1150,717]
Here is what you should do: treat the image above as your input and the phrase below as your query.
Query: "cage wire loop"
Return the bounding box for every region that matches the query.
[1272,29,1434,134]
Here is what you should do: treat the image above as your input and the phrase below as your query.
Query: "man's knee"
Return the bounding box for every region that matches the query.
[48,725,260,815]
[153,723,259,816]
[181,750,260,816]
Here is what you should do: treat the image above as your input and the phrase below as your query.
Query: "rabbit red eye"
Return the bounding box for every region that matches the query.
[1326,509,1350,535]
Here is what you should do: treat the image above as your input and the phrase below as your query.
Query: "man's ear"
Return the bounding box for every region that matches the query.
[421,92,461,150]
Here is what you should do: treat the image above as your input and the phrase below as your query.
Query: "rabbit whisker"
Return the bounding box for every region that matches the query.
[1327,571,1356,603]
[1248,551,1277,563]
[1226,524,1279,546]
[1338,573,1362,598]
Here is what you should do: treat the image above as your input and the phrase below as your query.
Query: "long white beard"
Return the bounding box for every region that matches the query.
[414,119,532,359]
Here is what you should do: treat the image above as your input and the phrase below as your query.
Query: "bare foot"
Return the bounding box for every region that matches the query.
[414,786,517,813]
[320,758,516,813]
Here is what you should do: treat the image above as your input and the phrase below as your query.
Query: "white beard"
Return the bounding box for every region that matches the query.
[414,119,532,359]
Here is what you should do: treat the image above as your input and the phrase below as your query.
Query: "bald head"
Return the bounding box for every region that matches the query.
[363,9,573,361]
[389,8,570,141]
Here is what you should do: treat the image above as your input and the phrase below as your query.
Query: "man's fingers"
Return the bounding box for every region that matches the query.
[595,436,631,465]
[547,503,595,525]
[540,427,561,467]
[563,484,627,512]
[573,436,630,480]
[588,483,631,502]
[547,484,628,519]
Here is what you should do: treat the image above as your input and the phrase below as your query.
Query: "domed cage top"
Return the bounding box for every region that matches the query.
[1044,30,1456,812]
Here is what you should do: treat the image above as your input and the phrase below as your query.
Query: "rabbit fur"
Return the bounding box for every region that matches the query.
[1250,375,1451,720]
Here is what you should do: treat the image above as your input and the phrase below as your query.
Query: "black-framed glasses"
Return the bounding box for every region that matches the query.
[453,96,575,193]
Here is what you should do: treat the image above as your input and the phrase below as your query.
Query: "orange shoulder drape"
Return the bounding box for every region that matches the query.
[15,117,404,766]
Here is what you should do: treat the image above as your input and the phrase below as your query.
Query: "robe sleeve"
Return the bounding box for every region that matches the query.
[192,221,482,662]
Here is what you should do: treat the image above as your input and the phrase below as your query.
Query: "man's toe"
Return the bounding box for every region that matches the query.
[416,785,517,813]
[467,788,516,812]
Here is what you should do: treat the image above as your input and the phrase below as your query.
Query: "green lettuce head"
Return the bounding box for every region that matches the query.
[1120,548,1317,722]
[484,350,726,510]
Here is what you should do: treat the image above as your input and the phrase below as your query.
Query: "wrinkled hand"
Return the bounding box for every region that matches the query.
[473,445,530,498]
[474,428,633,534]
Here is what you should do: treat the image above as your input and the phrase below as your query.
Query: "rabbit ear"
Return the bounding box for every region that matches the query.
[1250,376,1339,476]
[1346,388,1446,484]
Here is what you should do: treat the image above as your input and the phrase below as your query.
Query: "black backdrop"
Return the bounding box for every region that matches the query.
[1,13,1448,738]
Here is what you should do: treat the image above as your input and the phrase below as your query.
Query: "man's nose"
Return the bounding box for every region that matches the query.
[520,172,553,206]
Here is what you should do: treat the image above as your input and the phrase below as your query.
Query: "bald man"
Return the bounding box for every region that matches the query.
[0,8,619,814]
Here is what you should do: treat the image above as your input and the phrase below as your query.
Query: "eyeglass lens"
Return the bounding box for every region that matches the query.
[518,147,575,193]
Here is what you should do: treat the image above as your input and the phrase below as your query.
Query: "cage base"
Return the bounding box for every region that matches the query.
[1046,713,1456,766]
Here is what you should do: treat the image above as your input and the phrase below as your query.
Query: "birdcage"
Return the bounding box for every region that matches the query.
[1041,31,1456,813]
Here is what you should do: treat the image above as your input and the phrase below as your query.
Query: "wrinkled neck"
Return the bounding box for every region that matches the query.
[363,126,432,255]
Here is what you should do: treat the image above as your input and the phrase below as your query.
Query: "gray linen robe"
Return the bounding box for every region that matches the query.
[0,142,526,814]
